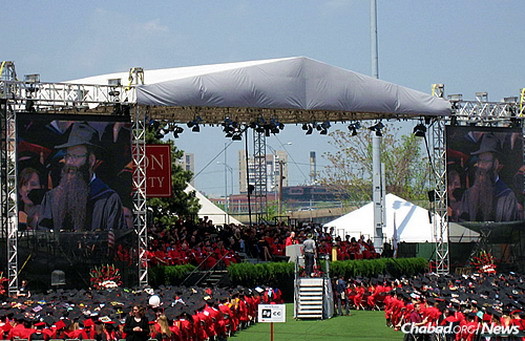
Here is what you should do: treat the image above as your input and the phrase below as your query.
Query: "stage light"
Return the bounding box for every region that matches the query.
[24,74,40,83]
[302,123,308,130]
[368,121,384,136]
[108,78,121,98]
[109,90,120,97]
[112,104,130,117]
[413,123,427,137]
[314,121,330,135]
[24,74,40,95]
[432,83,444,97]
[187,116,203,132]
[108,78,121,86]
[448,94,463,102]
[232,133,242,141]
[475,92,488,102]
[306,125,313,135]
[503,96,518,103]
[25,99,35,112]
[149,120,160,129]
[510,117,522,129]
[170,124,184,138]
[348,121,360,136]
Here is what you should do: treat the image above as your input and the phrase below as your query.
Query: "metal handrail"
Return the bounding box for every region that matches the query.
[180,251,216,286]
[193,251,233,287]
[294,255,301,318]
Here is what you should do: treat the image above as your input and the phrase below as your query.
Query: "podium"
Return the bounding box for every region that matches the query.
[286,244,304,266]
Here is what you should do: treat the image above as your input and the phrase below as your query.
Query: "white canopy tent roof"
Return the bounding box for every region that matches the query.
[184,183,243,226]
[324,194,478,243]
[67,56,451,122]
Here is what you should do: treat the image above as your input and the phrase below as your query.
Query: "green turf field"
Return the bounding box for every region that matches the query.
[231,304,404,340]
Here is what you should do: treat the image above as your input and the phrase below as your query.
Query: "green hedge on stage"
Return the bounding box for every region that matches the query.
[148,257,428,287]
[227,262,296,288]
[328,257,429,279]
[228,257,428,287]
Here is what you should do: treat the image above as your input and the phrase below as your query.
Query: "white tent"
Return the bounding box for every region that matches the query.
[324,193,476,243]
[184,183,243,226]
[68,56,451,118]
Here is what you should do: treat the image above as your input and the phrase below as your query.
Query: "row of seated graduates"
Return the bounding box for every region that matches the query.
[140,217,380,268]
[142,218,328,266]
[335,272,525,340]
[0,283,285,341]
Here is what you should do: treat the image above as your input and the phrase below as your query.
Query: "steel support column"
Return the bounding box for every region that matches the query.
[132,104,148,287]
[129,67,148,287]
[253,130,267,223]
[1,62,19,294]
[431,116,449,274]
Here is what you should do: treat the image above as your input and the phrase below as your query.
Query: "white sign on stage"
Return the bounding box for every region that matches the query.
[258,304,286,323]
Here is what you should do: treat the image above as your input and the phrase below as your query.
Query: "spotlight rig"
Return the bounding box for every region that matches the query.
[187,116,203,132]
[368,122,384,136]
[348,122,361,136]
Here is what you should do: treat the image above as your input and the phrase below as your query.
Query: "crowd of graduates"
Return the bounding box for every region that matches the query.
[334,272,525,340]
[0,283,284,341]
[18,216,522,340]
[4,262,525,340]
[142,218,380,269]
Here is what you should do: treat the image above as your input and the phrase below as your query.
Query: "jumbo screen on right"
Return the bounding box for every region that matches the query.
[446,126,524,222]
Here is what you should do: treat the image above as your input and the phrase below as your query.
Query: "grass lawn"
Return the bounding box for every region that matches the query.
[230,303,404,341]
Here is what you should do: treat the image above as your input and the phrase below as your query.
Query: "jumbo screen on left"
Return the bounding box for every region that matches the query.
[16,113,137,290]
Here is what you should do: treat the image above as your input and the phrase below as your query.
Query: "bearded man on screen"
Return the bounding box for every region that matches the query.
[38,122,125,231]
[458,134,519,222]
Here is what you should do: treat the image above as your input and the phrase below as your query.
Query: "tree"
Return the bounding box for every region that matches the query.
[320,126,429,204]
[145,125,200,226]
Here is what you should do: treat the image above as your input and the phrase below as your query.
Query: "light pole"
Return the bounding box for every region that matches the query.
[217,161,234,213]
[267,144,289,217]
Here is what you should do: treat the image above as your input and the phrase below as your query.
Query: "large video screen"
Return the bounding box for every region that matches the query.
[16,113,137,289]
[446,126,524,223]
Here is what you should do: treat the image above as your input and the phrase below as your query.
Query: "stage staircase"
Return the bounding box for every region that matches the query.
[293,255,334,320]
[295,278,324,318]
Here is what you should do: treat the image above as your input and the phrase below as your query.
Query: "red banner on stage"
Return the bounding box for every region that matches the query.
[145,144,172,198]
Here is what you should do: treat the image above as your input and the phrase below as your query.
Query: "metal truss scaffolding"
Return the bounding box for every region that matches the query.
[431,83,525,275]
[253,130,268,223]
[431,117,449,275]
[1,63,521,286]
[129,68,148,287]
[0,100,18,295]
[1,61,20,295]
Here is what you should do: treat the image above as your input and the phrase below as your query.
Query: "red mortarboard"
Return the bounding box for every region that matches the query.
[55,319,66,330]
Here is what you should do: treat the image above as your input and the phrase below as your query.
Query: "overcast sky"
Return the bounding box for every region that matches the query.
[4,1,524,196]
